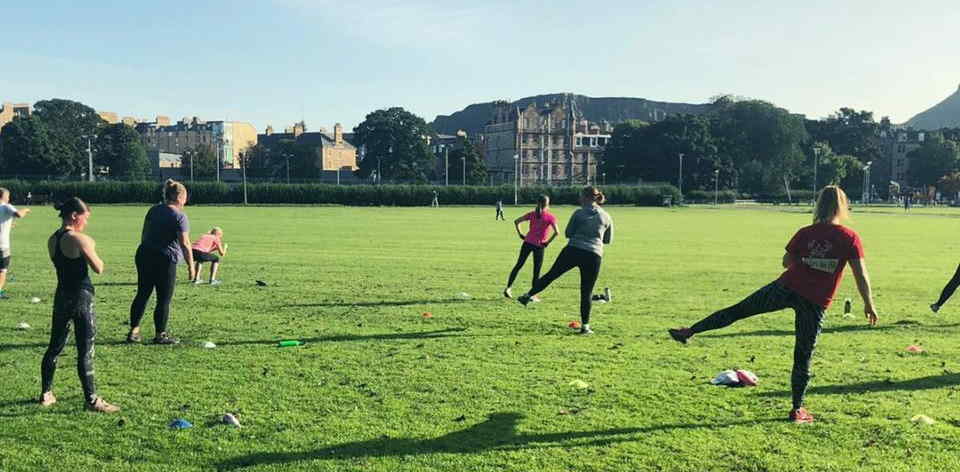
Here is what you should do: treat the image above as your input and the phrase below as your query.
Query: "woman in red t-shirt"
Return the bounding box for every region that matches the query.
[503,196,559,299]
[667,186,879,424]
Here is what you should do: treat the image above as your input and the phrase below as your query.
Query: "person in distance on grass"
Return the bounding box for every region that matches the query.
[668,185,878,424]
[496,199,505,221]
[0,187,31,299]
[516,187,613,335]
[191,227,228,285]
[127,179,196,345]
[504,195,560,300]
[40,197,119,413]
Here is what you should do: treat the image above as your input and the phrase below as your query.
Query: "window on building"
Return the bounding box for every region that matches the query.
[598,137,607,147]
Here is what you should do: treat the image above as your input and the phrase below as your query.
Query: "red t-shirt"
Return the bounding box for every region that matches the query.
[522,210,558,247]
[778,223,864,308]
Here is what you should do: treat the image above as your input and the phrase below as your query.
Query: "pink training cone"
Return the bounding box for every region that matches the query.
[735,369,759,386]
[422,312,433,319]
[568,321,581,329]
[905,345,924,353]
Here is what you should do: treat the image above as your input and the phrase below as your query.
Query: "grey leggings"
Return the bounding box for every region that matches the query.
[41,289,98,404]
[690,281,824,409]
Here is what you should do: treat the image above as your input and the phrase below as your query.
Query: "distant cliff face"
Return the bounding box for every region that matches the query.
[431,93,712,136]
[905,85,960,130]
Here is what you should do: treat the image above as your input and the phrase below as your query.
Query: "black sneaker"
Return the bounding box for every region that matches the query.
[668,328,693,345]
[153,333,180,345]
[517,294,532,306]
[579,326,594,335]
[125,331,142,344]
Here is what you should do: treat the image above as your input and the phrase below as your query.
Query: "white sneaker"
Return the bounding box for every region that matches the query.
[193,279,203,285]
[503,287,512,298]
[210,280,222,286]
[604,287,612,303]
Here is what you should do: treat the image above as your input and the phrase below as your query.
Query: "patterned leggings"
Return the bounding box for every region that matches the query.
[690,281,824,409]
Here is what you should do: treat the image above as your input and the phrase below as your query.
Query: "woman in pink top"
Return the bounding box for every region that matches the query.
[191,227,227,285]
[504,196,559,299]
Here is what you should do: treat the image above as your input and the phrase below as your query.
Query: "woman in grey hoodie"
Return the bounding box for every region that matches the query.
[517,186,613,334]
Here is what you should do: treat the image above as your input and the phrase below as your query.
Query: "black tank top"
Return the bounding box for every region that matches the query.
[52,229,94,294]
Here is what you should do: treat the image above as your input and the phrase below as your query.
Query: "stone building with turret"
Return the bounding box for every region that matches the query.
[483,97,612,186]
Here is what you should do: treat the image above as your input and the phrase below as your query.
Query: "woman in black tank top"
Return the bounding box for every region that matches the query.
[39,198,119,413]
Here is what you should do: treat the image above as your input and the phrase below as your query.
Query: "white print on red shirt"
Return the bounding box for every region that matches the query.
[802,239,839,273]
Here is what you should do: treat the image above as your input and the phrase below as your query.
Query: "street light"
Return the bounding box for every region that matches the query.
[80,135,94,182]
[240,152,248,205]
[462,156,466,185]
[812,146,821,201]
[444,145,449,186]
[678,153,685,203]
[285,153,291,184]
[513,153,519,205]
[863,161,873,204]
[714,169,720,206]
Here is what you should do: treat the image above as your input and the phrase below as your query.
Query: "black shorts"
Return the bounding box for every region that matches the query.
[0,256,9,271]
[192,249,220,263]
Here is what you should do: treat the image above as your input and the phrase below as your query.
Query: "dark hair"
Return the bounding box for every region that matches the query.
[54,197,89,219]
[164,179,187,203]
[582,186,606,205]
[535,195,550,218]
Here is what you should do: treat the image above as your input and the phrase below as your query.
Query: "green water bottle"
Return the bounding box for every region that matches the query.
[277,340,304,347]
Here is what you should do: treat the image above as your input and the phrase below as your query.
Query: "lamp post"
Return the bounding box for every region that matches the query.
[812,146,821,201]
[678,153,684,202]
[513,153,519,205]
[714,169,720,206]
[863,161,873,204]
[285,154,291,184]
[462,156,466,185]
[80,135,94,182]
[444,145,449,186]
[240,152,248,205]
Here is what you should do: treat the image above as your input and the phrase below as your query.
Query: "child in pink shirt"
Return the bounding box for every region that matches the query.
[504,196,559,299]
[191,227,227,285]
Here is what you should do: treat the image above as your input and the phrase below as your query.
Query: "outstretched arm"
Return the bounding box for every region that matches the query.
[14,208,30,218]
[848,258,878,325]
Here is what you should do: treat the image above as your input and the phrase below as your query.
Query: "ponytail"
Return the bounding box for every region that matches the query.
[164,179,187,203]
[535,195,549,218]
[582,186,605,205]
[54,197,89,219]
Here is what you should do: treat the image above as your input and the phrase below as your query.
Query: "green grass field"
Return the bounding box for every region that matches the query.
[3,203,960,471]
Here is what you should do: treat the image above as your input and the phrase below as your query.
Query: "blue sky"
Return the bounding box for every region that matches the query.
[2,0,958,132]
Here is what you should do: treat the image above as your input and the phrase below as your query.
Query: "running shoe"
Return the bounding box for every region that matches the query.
[579,326,594,335]
[39,392,57,407]
[86,397,120,413]
[531,295,541,303]
[667,328,693,345]
[789,408,814,424]
[930,303,941,314]
[0,291,8,300]
[125,331,142,344]
[604,287,612,303]
[517,294,532,307]
[210,279,222,286]
[503,287,512,299]
[153,332,180,345]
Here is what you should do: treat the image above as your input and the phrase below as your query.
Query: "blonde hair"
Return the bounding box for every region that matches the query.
[164,179,186,203]
[582,186,606,205]
[210,227,222,235]
[0,187,8,201]
[813,185,849,224]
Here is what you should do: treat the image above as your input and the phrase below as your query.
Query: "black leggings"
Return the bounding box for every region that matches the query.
[935,264,960,307]
[130,247,178,334]
[689,281,824,409]
[507,242,544,288]
[528,246,602,325]
[41,289,97,404]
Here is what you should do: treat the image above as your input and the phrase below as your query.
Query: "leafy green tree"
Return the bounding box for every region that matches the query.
[32,99,105,177]
[806,108,881,163]
[0,115,63,176]
[938,172,960,196]
[96,123,151,180]
[353,107,434,183]
[907,134,960,187]
[448,137,486,185]
[180,145,219,180]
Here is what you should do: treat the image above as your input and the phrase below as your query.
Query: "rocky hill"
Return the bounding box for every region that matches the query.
[905,84,960,130]
[431,93,711,136]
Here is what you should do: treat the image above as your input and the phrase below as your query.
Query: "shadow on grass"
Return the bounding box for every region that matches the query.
[217,328,471,346]
[760,373,960,397]
[700,322,960,339]
[217,412,782,469]
[0,340,130,353]
[96,282,139,287]
[281,298,499,308]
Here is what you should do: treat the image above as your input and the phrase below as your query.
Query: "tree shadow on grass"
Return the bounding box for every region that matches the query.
[700,322,960,339]
[216,412,782,470]
[281,298,500,308]
[759,373,960,397]
[216,328,473,346]
[0,340,131,353]
[96,282,138,287]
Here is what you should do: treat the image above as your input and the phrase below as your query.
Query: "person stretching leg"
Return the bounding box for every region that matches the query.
[504,195,558,299]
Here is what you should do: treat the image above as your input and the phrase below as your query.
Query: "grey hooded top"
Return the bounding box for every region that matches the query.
[565,205,613,256]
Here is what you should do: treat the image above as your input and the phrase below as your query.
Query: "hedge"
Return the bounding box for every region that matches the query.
[684,190,737,204]
[0,181,682,207]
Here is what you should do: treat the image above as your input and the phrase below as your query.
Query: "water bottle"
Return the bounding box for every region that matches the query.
[277,340,304,347]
